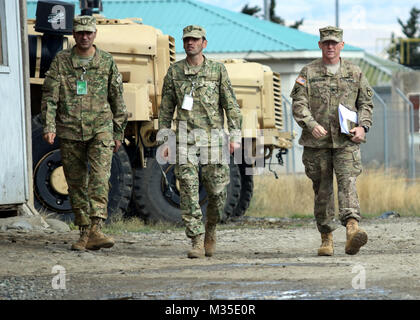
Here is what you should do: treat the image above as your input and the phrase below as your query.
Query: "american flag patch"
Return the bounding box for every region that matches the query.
[296,76,306,86]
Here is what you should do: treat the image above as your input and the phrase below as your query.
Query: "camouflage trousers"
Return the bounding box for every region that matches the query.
[175,159,230,238]
[60,133,114,226]
[302,145,363,233]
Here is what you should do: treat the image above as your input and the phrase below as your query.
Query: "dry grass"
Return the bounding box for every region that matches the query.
[103,214,182,235]
[247,169,420,218]
[357,169,420,217]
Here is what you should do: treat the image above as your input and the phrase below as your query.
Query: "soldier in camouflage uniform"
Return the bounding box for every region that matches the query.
[41,16,128,251]
[291,26,374,256]
[159,25,242,258]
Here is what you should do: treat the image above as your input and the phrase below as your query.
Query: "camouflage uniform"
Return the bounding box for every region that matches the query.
[159,43,242,238]
[291,26,373,233]
[41,16,128,226]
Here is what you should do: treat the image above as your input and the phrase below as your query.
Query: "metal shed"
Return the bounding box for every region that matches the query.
[0,0,37,216]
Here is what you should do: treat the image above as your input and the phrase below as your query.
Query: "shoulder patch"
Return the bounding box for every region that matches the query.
[296,76,306,86]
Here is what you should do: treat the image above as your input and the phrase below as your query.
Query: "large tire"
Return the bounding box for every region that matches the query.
[232,163,254,217]
[31,115,133,223]
[107,145,133,221]
[132,157,241,224]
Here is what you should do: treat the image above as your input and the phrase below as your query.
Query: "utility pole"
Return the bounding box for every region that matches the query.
[335,0,339,27]
[264,0,269,21]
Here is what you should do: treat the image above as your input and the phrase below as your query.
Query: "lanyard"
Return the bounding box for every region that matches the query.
[80,66,87,81]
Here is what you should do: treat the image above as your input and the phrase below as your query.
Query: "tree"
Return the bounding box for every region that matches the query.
[398,7,420,38]
[241,4,261,16]
[269,0,285,25]
[240,0,304,30]
[388,6,420,68]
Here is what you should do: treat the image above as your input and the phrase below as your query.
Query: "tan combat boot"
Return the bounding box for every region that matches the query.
[345,218,368,255]
[85,217,115,250]
[187,234,204,259]
[71,226,90,251]
[317,232,334,256]
[204,222,216,257]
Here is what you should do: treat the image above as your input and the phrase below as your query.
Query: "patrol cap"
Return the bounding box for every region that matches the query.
[182,25,206,39]
[73,15,96,32]
[319,26,343,42]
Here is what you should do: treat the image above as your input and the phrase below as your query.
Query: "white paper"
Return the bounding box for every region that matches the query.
[338,104,358,134]
[181,94,193,111]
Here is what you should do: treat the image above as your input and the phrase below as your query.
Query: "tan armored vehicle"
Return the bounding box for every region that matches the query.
[28,1,292,223]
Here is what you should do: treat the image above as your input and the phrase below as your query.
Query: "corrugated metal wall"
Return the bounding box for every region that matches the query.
[0,0,29,205]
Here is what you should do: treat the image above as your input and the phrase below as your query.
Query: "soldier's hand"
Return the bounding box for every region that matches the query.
[312,125,328,139]
[350,127,365,143]
[43,133,56,145]
[114,140,122,153]
[229,142,241,154]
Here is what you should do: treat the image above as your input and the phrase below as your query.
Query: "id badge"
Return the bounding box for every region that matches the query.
[181,94,193,111]
[76,80,87,95]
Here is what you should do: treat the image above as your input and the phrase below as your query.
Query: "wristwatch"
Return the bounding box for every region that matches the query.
[361,125,369,133]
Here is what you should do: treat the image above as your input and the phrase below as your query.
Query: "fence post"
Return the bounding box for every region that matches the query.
[372,89,389,172]
[395,87,416,181]
[282,94,296,174]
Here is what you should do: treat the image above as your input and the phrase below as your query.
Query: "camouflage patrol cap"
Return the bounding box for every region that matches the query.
[73,15,96,32]
[319,26,343,42]
[182,25,206,39]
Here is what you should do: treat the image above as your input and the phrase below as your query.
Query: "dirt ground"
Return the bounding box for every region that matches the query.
[1,216,419,301]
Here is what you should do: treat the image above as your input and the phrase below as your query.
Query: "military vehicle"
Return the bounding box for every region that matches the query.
[28,0,293,224]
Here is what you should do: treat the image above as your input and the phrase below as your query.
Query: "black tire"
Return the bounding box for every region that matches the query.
[232,163,254,217]
[223,161,241,221]
[31,115,133,223]
[131,157,241,224]
[32,115,73,222]
[107,145,133,221]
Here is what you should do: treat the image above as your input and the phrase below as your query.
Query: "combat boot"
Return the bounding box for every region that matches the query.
[204,222,216,257]
[85,217,115,250]
[187,235,204,259]
[345,218,368,255]
[317,232,334,256]
[71,225,90,251]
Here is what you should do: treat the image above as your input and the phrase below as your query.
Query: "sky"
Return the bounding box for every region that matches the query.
[199,0,420,56]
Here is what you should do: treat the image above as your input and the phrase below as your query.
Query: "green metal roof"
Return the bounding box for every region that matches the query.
[27,0,410,85]
[27,0,362,54]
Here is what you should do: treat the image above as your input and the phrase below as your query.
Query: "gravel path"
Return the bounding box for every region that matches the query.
[1,216,419,300]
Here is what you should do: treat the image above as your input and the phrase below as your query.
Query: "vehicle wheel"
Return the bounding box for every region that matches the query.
[31,115,133,223]
[232,163,254,217]
[132,157,241,224]
[107,145,133,221]
[222,161,241,221]
[132,158,207,224]
[32,115,73,222]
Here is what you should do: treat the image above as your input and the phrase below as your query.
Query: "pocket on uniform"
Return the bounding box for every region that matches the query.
[302,150,319,181]
[310,81,328,98]
[101,140,115,148]
[201,81,218,106]
[351,147,362,176]
[64,75,78,92]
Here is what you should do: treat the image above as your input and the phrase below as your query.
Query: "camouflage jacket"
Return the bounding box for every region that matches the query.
[291,58,373,148]
[41,46,128,141]
[158,57,242,146]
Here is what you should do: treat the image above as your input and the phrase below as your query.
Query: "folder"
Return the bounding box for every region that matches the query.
[338,104,358,136]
